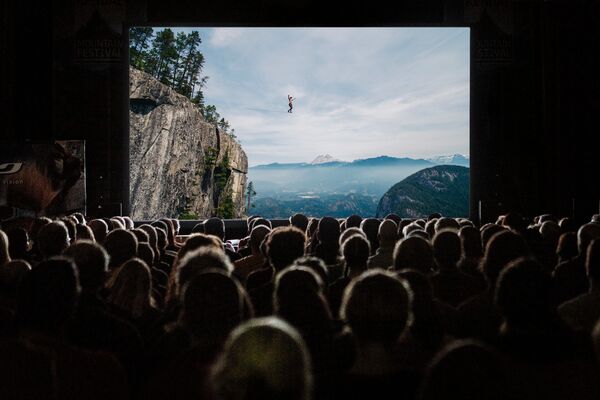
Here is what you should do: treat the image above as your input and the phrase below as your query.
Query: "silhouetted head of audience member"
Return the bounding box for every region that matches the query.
[211,317,312,400]
[137,242,155,269]
[556,232,578,263]
[292,256,329,286]
[345,214,363,229]
[402,222,422,238]
[274,266,325,308]
[29,216,51,247]
[408,229,430,241]
[274,267,332,346]
[425,219,438,238]
[591,214,600,224]
[397,219,413,238]
[251,218,272,231]
[558,217,576,233]
[155,227,168,254]
[151,220,169,238]
[459,219,475,228]
[121,216,134,230]
[139,224,159,248]
[6,227,29,260]
[384,213,401,226]
[539,220,560,248]
[502,212,526,232]
[192,222,205,234]
[176,233,223,265]
[70,212,85,225]
[397,269,444,347]
[459,225,483,259]
[290,213,309,233]
[586,239,600,286]
[104,229,138,270]
[433,229,461,271]
[481,230,529,286]
[17,258,80,336]
[317,217,340,244]
[204,217,226,240]
[59,217,77,245]
[246,215,259,234]
[481,224,506,249]
[339,227,366,247]
[110,218,125,231]
[360,218,381,253]
[393,236,435,274]
[181,270,250,342]
[378,219,398,248]
[107,258,154,318]
[577,223,600,256]
[176,247,233,299]
[495,257,557,332]
[306,218,318,238]
[0,230,10,266]
[0,260,31,311]
[159,218,176,245]
[63,240,108,294]
[341,270,412,348]
[266,226,306,271]
[420,340,508,400]
[88,219,109,243]
[171,218,180,235]
[342,234,370,274]
[435,217,460,233]
[249,225,270,256]
[37,221,70,259]
[131,228,150,244]
[75,223,94,242]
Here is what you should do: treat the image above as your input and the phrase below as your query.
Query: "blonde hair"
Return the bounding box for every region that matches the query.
[107,258,154,318]
[211,317,312,400]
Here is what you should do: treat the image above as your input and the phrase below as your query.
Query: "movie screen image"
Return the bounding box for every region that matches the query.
[129,27,469,220]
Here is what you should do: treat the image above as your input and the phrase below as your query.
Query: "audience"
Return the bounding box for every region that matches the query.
[558,239,600,333]
[2,210,600,400]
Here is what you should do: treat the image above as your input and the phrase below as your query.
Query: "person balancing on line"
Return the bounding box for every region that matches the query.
[288,95,295,113]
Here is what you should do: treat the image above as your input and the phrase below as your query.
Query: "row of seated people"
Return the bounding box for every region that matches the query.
[1,211,600,399]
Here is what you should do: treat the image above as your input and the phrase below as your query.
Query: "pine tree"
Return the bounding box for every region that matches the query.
[129,27,154,70]
[149,28,178,85]
[246,181,256,210]
[218,118,230,133]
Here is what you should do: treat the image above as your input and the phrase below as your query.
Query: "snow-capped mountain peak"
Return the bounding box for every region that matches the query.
[311,154,341,164]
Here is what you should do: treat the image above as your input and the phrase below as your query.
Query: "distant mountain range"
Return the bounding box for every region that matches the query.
[376,165,469,218]
[251,154,469,170]
[248,154,469,219]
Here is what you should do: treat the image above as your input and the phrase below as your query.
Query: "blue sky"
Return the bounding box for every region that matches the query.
[162,27,469,167]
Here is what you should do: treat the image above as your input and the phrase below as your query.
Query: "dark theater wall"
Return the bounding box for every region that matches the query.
[2,0,598,223]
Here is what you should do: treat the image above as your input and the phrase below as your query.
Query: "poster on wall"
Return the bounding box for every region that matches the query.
[0,141,86,221]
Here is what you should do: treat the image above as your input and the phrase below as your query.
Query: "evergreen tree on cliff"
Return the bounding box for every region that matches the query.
[129,27,154,70]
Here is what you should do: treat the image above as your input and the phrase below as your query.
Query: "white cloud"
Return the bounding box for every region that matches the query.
[194,27,470,166]
[209,28,246,47]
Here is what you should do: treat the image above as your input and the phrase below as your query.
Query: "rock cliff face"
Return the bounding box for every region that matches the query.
[376,165,469,218]
[129,67,247,220]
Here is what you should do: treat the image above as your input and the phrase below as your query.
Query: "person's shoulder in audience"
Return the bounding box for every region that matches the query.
[558,290,600,333]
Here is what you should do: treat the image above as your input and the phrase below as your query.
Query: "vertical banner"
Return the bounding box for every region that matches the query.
[0,141,86,221]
